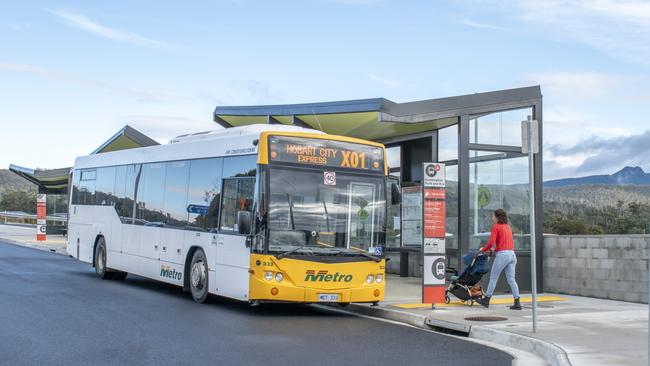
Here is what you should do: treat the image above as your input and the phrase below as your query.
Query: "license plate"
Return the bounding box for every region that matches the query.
[318,294,340,302]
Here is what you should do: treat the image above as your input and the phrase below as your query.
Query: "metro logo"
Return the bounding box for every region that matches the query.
[160,265,182,281]
[304,270,353,282]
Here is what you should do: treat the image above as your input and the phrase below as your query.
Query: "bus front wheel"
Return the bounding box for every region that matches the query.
[189,249,209,303]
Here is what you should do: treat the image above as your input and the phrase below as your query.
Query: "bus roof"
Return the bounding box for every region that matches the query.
[169,124,324,144]
[73,124,325,170]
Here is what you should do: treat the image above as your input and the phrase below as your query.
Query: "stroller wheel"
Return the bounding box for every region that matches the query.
[467,299,474,306]
[445,295,450,304]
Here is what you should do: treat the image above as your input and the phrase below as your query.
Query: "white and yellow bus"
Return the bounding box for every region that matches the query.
[68,124,394,305]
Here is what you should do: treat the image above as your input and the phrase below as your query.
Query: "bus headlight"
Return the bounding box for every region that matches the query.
[275,272,284,282]
[366,274,374,284]
[375,274,383,283]
[264,271,273,281]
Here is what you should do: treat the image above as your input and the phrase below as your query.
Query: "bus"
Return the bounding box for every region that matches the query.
[68,124,396,305]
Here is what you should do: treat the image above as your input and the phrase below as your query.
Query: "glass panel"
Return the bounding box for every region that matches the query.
[136,163,166,226]
[95,167,116,206]
[438,124,458,162]
[347,183,377,249]
[187,158,222,232]
[470,107,532,147]
[222,155,257,178]
[220,178,255,231]
[400,186,422,246]
[266,167,386,256]
[469,154,530,251]
[386,145,401,179]
[71,170,81,205]
[163,161,190,229]
[78,169,96,205]
[114,165,127,222]
[117,164,140,224]
[385,177,401,248]
[80,170,96,180]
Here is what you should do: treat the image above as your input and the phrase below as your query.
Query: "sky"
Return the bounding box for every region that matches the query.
[1,0,649,180]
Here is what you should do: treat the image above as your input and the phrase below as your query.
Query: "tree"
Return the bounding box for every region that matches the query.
[0,190,37,214]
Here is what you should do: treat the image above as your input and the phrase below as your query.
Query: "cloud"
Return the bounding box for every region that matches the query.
[525,71,621,98]
[48,9,169,48]
[471,0,650,65]
[122,115,216,142]
[7,22,32,32]
[367,73,402,88]
[328,0,383,5]
[0,61,182,103]
[457,18,507,31]
[545,130,650,177]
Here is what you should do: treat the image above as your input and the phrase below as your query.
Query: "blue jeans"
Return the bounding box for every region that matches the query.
[486,250,520,298]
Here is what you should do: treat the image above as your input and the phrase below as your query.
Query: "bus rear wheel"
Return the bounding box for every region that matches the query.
[94,238,112,280]
[189,249,209,303]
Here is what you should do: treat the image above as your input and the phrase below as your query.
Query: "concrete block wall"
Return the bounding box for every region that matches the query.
[544,235,650,303]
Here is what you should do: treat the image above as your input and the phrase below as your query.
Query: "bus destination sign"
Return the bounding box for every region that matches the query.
[269,136,384,172]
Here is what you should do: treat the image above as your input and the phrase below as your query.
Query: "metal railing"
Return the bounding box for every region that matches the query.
[0,211,68,224]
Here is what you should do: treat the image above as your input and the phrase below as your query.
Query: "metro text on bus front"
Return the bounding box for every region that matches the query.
[67,124,395,305]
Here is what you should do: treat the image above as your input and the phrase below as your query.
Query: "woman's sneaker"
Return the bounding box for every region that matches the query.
[477,296,491,308]
[510,297,522,310]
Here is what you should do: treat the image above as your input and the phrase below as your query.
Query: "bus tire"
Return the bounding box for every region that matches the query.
[189,249,209,303]
[94,238,112,280]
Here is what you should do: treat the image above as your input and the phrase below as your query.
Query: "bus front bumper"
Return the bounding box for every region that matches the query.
[249,279,385,303]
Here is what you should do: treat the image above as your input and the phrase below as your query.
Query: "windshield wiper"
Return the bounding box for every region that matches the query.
[276,245,309,259]
[336,248,382,262]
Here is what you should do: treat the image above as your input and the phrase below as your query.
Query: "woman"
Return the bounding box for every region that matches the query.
[477,208,522,310]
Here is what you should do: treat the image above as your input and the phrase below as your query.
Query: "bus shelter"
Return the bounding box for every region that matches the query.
[8,125,159,238]
[213,86,543,292]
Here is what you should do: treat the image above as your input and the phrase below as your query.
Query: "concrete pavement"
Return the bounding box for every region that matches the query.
[0,223,67,254]
[0,241,513,366]
[346,274,648,366]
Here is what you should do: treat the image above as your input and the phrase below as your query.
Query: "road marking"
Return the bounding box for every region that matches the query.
[393,295,567,309]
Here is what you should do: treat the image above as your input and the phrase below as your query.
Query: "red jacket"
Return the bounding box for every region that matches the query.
[481,223,515,252]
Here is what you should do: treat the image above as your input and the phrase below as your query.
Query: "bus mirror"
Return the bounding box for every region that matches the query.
[237,211,251,235]
[390,181,401,205]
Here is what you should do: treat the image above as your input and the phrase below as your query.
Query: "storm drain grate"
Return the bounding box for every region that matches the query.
[464,316,508,322]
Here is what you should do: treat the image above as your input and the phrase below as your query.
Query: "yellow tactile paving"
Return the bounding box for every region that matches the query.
[392,295,567,309]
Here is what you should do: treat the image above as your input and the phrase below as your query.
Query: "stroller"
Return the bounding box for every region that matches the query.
[445,250,490,306]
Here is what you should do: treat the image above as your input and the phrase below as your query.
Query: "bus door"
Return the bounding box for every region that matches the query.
[346,182,377,252]
[214,177,255,301]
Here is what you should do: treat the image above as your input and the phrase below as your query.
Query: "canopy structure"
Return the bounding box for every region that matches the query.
[8,165,71,194]
[9,125,159,194]
[214,85,545,292]
[91,125,159,154]
[213,86,542,142]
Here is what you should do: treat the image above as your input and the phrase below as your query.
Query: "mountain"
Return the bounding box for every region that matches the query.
[0,169,35,194]
[544,166,650,187]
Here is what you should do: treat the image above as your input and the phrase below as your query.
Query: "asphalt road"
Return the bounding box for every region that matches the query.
[0,241,512,366]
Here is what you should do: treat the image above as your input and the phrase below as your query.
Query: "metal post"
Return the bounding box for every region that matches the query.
[458,116,470,262]
[527,115,538,333]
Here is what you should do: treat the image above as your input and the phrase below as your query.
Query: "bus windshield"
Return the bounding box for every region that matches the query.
[266,167,386,257]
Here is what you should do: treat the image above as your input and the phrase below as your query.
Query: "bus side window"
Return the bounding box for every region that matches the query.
[220,178,254,232]
[71,170,81,205]
[79,169,96,205]
[186,158,223,232]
